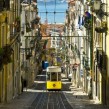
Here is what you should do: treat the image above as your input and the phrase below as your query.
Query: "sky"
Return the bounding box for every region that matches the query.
[37,0,68,23]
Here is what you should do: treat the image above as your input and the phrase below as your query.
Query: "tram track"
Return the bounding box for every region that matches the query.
[58,92,66,109]
[46,91,70,109]
[28,71,73,109]
[34,93,44,109]
[29,91,72,109]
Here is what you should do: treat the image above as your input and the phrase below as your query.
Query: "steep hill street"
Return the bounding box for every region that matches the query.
[0,71,109,109]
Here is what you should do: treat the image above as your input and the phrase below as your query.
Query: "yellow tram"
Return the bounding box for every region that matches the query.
[46,66,62,90]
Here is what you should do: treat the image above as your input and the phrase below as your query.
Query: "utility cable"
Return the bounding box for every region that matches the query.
[43,0,48,23]
[44,0,47,12]
[53,0,57,37]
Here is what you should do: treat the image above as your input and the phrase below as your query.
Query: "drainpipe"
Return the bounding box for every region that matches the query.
[89,14,93,99]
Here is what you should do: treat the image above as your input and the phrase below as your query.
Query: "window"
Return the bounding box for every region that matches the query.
[47,72,50,81]
[5,0,10,10]
[0,0,10,11]
[58,73,61,81]
[53,37,55,40]
[1,26,5,46]
[56,41,59,46]
[0,0,4,12]
[51,72,57,81]
[52,41,55,45]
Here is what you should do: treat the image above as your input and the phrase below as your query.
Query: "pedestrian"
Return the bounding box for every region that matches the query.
[21,76,23,92]
[23,79,27,91]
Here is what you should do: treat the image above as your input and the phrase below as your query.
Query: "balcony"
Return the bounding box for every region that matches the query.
[0,44,13,66]
[10,18,20,40]
[0,0,10,12]
[96,49,107,71]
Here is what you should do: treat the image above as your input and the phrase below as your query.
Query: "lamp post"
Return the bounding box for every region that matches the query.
[93,0,109,18]
[89,14,93,98]
[93,0,101,11]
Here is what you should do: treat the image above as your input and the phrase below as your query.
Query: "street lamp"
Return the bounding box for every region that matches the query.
[93,0,109,18]
[93,0,101,11]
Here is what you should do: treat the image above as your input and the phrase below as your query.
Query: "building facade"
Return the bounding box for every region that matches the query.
[20,0,39,88]
[0,0,21,102]
[65,0,109,106]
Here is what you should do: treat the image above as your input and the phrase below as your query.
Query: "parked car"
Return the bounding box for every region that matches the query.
[68,73,72,81]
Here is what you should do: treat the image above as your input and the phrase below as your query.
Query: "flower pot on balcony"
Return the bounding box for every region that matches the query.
[0,48,4,69]
[3,56,12,64]
[14,17,20,32]
[84,18,91,29]
[0,46,13,65]
[83,11,92,29]
[2,45,13,64]
[95,26,107,33]
[0,47,4,55]
[26,53,32,60]
[26,22,31,32]
[0,55,3,71]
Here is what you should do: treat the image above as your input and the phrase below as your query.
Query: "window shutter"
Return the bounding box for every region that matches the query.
[5,0,10,10]
[0,0,4,12]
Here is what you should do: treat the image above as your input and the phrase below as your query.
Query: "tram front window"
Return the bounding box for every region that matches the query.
[58,73,61,81]
[47,72,50,81]
[51,72,57,81]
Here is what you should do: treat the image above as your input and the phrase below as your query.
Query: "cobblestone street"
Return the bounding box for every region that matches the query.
[0,72,109,109]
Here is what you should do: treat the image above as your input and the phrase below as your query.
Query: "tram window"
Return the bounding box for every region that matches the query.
[47,72,50,80]
[58,73,61,81]
[51,72,57,81]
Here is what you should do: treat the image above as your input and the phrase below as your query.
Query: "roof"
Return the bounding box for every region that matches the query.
[46,66,61,72]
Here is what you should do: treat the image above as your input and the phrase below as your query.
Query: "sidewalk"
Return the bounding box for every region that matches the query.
[63,85,109,109]
[0,86,109,109]
[61,73,109,109]
[0,91,38,109]
[0,74,109,109]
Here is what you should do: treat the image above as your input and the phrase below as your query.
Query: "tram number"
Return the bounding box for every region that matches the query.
[53,84,56,87]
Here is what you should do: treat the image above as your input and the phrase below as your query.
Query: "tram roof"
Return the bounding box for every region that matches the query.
[46,66,61,72]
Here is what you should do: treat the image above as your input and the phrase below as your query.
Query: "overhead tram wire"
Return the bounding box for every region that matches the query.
[38,11,65,13]
[24,35,88,37]
[53,0,57,34]
[37,0,67,35]
[44,0,48,21]
[54,0,56,12]
[38,1,65,20]
[54,0,56,26]
[44,0,47,11]
[43,0,49,36]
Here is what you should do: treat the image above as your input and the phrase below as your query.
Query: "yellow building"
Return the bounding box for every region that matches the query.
[0,0,21,102]
[106,0,109,106]
[0,11,8,102]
